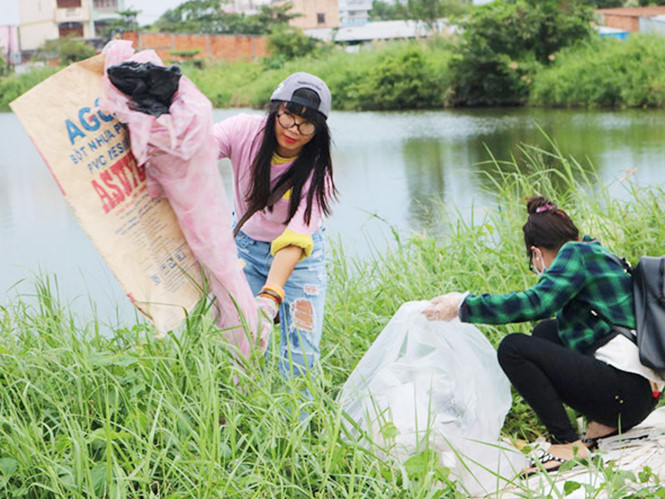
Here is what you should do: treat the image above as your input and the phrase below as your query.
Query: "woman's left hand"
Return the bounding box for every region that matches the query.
[422,293,464,321]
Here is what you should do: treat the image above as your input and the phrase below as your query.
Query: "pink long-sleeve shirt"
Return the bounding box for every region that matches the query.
[213,113,323,243]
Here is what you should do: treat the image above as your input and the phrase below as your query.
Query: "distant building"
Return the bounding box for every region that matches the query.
[596,6,665,33]
[0,25,21,66]
[272,0,340,29]
[121,31,269,62]
[339,0,372,26]
[305,19,456,45]
[640,14,665,37]
[223,0,271,15]
[18,0,126,52]
[597,25,630,41]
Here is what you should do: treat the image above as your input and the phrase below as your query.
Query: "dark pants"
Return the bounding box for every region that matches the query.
[497,320,657,443]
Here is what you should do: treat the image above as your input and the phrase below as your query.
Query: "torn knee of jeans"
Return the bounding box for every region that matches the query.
[293,298,315,332]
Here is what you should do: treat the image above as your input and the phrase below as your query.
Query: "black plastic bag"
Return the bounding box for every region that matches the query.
[107,61,182,117]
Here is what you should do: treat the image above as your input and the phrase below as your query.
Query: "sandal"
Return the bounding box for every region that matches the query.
[520,448,568,478]
[581,430,618,451]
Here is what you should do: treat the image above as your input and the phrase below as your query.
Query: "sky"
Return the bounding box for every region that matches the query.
[0,0,495,29]
[2,0,186,26]
[126,0,186,25]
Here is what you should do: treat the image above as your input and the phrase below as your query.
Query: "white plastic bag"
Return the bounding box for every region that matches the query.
[338,301,526,494]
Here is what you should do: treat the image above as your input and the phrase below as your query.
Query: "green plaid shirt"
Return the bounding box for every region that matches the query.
[460,236,635,353]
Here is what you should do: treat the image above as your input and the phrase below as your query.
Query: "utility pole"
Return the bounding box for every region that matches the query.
[88,0,96,37]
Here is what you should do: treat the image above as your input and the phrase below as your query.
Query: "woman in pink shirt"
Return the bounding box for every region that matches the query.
[214,72,337,383]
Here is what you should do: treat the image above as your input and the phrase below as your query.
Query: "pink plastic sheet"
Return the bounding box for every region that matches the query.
[99,40,263,358]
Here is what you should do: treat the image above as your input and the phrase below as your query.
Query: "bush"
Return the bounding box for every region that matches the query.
[182,59,263,108]
[266,26,319,62]
[185,41,453,111]
[344,44,450,110]
[530,34,665,108]
[448,47,541,106]
[0,55,9,78]
[34,37,96,66]
[0,67,58,110]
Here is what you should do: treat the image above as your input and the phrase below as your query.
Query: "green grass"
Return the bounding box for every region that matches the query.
[0,67,58,111]
[2,150,665,496]
[530,34,665,108]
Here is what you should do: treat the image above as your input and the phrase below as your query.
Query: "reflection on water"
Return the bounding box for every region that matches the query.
[327,107,665,249]
[2,107,664,325]
[403,138,447,232]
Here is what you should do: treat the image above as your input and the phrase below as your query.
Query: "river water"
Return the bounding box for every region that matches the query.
[2,107,664,327]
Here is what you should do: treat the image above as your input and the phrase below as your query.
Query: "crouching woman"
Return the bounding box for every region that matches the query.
[423,196,662,474]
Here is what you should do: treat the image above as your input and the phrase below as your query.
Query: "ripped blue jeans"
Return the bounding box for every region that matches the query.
[234,229,327,380]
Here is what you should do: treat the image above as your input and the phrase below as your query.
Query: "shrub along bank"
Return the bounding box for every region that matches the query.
[184,40,454,111]
[529,34,665,108]
[186,32,665,111]
[3,7,665,111]
[0,67,58,111]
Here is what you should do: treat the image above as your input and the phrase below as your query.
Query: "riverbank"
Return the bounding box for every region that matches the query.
[184,33,665,110]
[2,157,664,495]
[3,33,665,112]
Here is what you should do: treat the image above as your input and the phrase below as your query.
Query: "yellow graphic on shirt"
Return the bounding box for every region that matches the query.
[271,152,295,201]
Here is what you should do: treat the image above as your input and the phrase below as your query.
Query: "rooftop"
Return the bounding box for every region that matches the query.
[304,19,456,43]
[596,6,665,17]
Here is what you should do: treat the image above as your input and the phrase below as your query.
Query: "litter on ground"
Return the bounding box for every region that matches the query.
[493,406,665,498]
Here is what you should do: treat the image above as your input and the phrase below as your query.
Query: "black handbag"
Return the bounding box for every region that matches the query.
[632,256,665,370]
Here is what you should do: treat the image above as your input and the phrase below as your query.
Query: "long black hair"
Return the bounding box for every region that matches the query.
[523,196,579,264]
[245,99,337,226]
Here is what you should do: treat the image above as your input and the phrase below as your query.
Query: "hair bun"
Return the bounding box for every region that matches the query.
[527,196,556,215]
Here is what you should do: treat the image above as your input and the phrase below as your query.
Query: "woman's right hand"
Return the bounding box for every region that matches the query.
[422,292,465,321]
[255,294,279,353]
[256,294,279,321]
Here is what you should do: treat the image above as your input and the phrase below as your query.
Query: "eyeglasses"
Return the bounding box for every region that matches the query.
[277,111,316,136]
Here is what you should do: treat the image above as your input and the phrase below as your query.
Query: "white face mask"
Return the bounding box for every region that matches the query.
[533,248,548,276]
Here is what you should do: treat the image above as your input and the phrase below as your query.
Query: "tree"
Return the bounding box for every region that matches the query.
[153,0,226,34]
[371,0,470,30]
[267,26,319,62]
[588,0,623,6]
[448,0,594,106]
[35,37,96,65]
[99,9,141,38]
[369,1,410,21]
[153,1,298,35]
[408,0,445,30]
[0,52,9,77]
[255,3,301,27]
